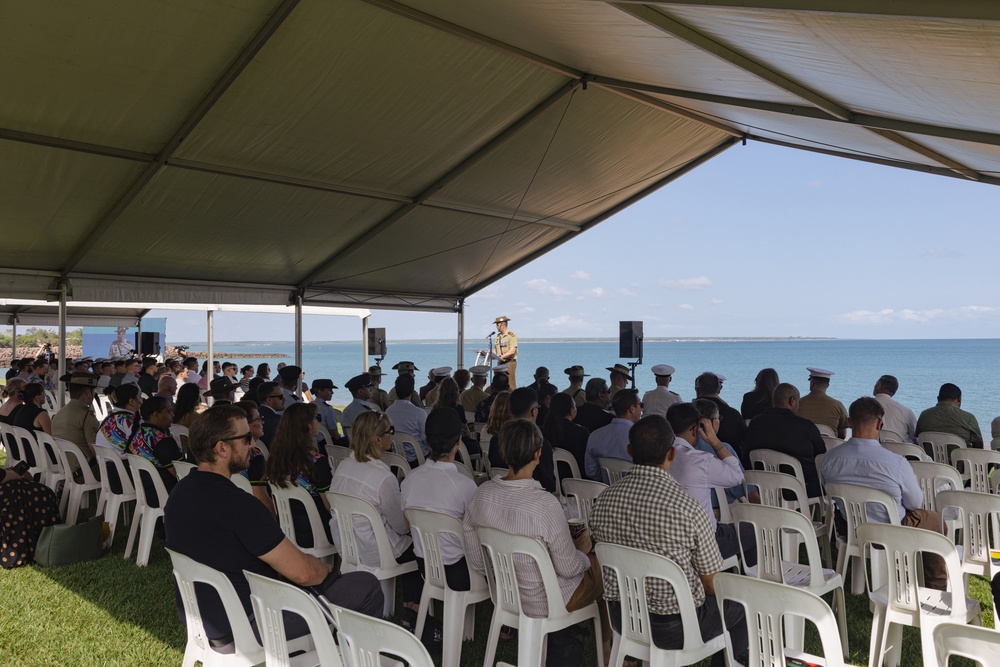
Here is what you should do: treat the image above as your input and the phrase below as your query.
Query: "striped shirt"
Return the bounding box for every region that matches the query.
[463,476,589,618]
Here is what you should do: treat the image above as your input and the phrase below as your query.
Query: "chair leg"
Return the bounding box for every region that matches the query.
[136,513,157,567]
[414,586,433,643]
[593,612,604,667]
[868,605,887,667]
[124,505,142,560]
[462,599,477,641]
[380,577,396,618]
[482,613,503,667]
[834,588,849,654]
[784,614,805,653]
[442,598,468,667]
[517,622,543,667]
[884,623,903,667]
[64,489,80,525]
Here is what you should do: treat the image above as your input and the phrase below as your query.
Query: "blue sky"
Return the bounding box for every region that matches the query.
[152,141,1000,343]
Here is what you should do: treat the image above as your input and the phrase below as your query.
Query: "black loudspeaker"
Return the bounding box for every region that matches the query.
[368,328,387,356]
[619,321,643,358]
[135,332,161,356]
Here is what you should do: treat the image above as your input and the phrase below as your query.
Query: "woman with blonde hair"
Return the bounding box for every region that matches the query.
[329,410,423,627]
[0,379,26,424]
[264,402,331,547]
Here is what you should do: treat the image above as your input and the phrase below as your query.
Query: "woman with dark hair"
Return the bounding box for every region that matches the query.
[264,402,333,547]
[12,382,52,435]
[233,400,274,515]
[95,382,143,459]
[173,383,203,429]
[432,377,481,458]
[0,379,26,425]
[741,368,779,421]
[129,396,183,495]
[535,381,558,428]
[542,391,589,476]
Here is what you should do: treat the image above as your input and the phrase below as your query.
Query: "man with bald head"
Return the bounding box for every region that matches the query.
[743,383,825,497]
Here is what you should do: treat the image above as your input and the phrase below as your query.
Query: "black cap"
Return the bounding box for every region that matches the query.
[345,373,373,393]
[311,378,337,391]
[425,407,463,444]
[204,376,236,398]
[277,365,302,382]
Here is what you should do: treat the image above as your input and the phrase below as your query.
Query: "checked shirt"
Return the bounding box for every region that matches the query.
[589,464,722,615]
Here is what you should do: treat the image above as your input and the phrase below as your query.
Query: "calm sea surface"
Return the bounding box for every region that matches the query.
[180,338,1000,437]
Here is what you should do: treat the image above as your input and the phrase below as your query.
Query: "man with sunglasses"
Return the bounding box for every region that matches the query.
[255,381,285,445]
[165,405,383,652]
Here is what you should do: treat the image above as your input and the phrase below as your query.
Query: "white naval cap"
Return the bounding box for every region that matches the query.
[807,367,834,379]
[469,365,491,377]
[432,366,453,378]
[492,364,509,373]
[707,371,726,382]
[652,364,676,377]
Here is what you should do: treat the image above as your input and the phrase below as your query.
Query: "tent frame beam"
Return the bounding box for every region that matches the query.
[598,1,1000,22]
[611,3,985,181]
[294,79,583,289]
[58,0,303,277]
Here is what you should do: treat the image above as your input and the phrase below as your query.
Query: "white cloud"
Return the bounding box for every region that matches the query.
[578,287,637,300]
[678,303,695,311]
[520,306,536,313]
[524,278,569,296]
[920,248,962,259]
[545,315,585,328]
[839,305,1000,325]
[710,298,724,305]
[659,276,713,290]
[569,270,590,281]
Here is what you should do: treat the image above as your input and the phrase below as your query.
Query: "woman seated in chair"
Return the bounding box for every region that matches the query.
[0,379,26,425]
[128,396,184,497]
[330,410,423,627]
[401,408,479,591]
[432,377,481,459]
[485,391,513,471]
[542,392,589,478]
[233,400,275,515]
[172,383,203,431]
[12,382,52,436]
[264,402,333,548]
[0,465,60,568]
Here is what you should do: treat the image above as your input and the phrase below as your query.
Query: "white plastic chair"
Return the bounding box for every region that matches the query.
[552,447,581,501]
[714,572,847,667]
[918,430,967,464]
[597,456,631,485]
[825,482,900,595]
[269,482,337,562]
[125,453,171,566]
[171,423,190,452]
[10,425,44,480]
[173,460,197,479]
[166,548,266,667]
[35,431,67,492]
[879,428,905,444]
[815,424,837,438]
[951,447,1000,492]
[936,489,1000,627]
[392,431,425,466]
[731,503,848,653]
[56,438,102,525]
[477,525,604,667]
[93,394,112,420]
[405,507,490,667]
[326,491,418,618]
[822,435,845,451]
[244,571,336,667]
[381,451,411,483]
[743,469,832,568]
[324,444,351,470]
[933,622,1000,666]
[882,441,930,461]
[908,460,963,512]
[231,472,254,494]
[455,440,479,480]
[316,423,337,450]
[595,542,718,667]
[562,478,608,525]
[94,448,136,548]
[749,448,822,517]
[858,522,980,667]
[332,604,435,667]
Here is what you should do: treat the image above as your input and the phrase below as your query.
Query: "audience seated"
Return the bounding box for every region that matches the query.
[385,374,428,465]
[796,368,848,438]
[916,382,983,447]
[129,395,184,497]
[543,392,590,479]
[574,378,613,433]
[488,388,556,493]
[584,389,641,482]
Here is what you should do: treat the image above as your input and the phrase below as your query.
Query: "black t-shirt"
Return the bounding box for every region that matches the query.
[138,373,158,397]
[13,402,45,434]
[164,470,286,640]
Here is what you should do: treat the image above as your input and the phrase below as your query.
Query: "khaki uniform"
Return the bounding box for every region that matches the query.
[563,385,586,407]
[51,399,100,463]
[797,391,848,437]
[370,387,390,412]
[460,386,488,414]
[494,330,518,388]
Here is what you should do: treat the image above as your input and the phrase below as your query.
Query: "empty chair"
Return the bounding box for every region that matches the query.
[405,508,490,667]
[245,571,337,667]
[858,522,980,667]
[714,572,847,667]
[933,622,1000,666]
[562,478,608,525]
[552,447,581,500]
[35,431,67,493]
[908,460,962,512]
[598,456,631,484]
[477,525,604,667]
[125,453,171,566]
[731,503,848,653]
[269,482,337,562]
[749,448,822,516]
[951,447,1000,492]
[825,482,900,595]
[94,448,137,548]
[936,489,1000,627]
[595,542,721,667]
[167,548,265,667]
[392,431,426,466]
[743,469,831,567]
[882,441,930,462]
[56,438,102,525]
[332,604,435,667]
[327,491,418,618]
[918,430,967,464]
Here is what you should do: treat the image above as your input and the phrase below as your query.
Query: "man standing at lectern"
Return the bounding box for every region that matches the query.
[493,315,518,389]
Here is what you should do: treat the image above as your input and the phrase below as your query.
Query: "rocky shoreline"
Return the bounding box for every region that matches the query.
[0,345,288,366]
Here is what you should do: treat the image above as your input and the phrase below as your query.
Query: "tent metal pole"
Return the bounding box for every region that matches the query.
[362,316,370,372]
[294,295,303,398]
[207,310,214,396]
[58,284,67,409]
[137,319,143,357]
[10,320,16,365]
[457,299,465,369]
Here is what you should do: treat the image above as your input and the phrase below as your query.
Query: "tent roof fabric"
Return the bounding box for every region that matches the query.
[2,1,998,312]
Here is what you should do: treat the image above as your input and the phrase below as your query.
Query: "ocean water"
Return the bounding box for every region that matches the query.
[180,338,1000,437]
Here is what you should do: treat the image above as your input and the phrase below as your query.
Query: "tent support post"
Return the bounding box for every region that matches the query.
[294,295,303,398]
[57,284,67,409]
[362,316,369,372]
[457,299,465,369]
[137,319,143,357]
[10,320,16,364]
[207,310,214,395]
